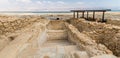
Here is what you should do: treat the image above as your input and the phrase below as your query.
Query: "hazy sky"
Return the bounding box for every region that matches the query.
[0,0,120,11]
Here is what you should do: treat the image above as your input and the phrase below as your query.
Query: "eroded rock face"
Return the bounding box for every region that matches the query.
[67,18,120,56]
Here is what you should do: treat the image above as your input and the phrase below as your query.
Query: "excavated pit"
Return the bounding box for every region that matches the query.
[16,20,90,58]
[0,17,119,58]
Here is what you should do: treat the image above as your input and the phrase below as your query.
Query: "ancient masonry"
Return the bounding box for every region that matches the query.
[0,15,119,58]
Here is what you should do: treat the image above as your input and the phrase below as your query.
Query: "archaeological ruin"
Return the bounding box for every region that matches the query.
[0,9,119,58]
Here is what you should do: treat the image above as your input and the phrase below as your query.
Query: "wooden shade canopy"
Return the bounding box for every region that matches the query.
[71,9,111,22]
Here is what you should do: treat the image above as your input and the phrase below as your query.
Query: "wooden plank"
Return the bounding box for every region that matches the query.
[102,11,105,22]
[87,12,89,20]
[82,12,85,18]
[77,12,79,18]
[73,12,75,18]
[93,11,95,20]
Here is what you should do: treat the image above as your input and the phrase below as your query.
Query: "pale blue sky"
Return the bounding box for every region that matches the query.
[0,0,119,11]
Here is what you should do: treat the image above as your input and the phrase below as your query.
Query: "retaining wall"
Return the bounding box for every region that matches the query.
[67,18,120,56]
[65,22,113,57]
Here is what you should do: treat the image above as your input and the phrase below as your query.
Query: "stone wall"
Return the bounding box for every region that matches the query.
[67,18,120,56]
[65,22,113,57]
[47,20,66,30]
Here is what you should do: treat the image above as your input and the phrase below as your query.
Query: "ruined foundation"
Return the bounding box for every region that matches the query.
[0,15,119,58]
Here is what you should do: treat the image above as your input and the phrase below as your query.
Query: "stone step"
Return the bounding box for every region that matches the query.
[47,30,68,40]
[42,39,73,47]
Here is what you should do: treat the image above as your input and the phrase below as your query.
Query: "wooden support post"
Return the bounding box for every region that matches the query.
[73,12,75,18]
[77,12,79,18]
[102,11,105,22]
[87,12,89,20]
[82,12,85,18]
[93,11,95,20]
